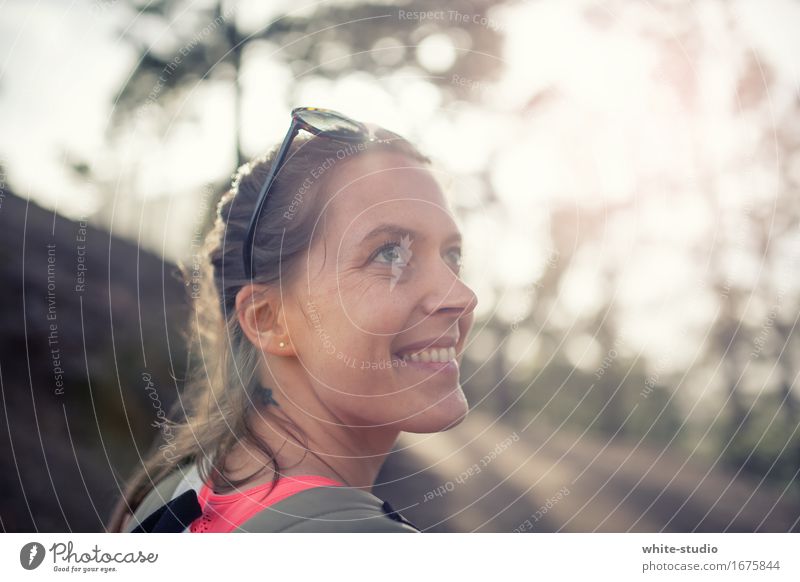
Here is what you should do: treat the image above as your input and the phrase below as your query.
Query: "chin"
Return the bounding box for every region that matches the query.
[400,388,470,434]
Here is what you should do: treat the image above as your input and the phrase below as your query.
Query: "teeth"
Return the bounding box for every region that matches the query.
[401,346,457,363]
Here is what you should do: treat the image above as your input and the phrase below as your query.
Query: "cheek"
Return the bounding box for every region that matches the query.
[337,279,413,336]
[298,299,407,394]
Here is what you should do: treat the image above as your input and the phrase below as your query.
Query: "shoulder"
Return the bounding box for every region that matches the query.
[235,485,421,533]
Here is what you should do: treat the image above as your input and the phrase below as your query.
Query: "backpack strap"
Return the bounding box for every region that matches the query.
[234,485,421,533]
[125,463,204,533]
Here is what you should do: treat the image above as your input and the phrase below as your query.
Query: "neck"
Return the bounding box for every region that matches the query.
[247,356,401,492]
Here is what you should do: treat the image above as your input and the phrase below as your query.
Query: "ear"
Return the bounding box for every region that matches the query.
[235,284,294,357]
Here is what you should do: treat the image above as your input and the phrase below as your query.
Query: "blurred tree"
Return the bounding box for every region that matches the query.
[110,0,504,167]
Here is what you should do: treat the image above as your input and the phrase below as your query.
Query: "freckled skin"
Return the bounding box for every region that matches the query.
[233,149,478,488]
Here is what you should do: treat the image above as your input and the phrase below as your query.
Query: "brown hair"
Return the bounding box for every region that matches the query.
[106,123,431,532]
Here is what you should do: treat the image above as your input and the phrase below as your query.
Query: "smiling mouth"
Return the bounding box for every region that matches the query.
[393,346,458,363]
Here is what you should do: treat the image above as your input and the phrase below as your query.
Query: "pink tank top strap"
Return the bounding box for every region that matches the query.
[189,475,345,533]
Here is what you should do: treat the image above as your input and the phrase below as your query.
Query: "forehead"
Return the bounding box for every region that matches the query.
[323,150,454,239]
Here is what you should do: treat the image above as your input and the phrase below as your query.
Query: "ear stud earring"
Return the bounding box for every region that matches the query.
[279,341,286,348]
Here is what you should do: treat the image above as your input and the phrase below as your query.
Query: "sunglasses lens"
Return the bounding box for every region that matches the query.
[294,108,365,138]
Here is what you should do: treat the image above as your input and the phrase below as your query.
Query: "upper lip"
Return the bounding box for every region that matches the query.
[394,336,459,355]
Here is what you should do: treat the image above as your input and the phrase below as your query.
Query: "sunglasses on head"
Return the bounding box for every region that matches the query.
[242,106,372,280]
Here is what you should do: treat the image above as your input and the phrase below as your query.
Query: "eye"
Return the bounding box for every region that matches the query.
[370,240,407,265]
[447,247,463,270]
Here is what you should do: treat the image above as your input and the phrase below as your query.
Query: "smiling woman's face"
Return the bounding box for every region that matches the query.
[280,149,478,433]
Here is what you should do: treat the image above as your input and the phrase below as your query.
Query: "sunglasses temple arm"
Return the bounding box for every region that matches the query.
[243,123,300,279]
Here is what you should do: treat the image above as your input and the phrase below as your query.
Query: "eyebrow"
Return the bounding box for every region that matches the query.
[358,223,462,246]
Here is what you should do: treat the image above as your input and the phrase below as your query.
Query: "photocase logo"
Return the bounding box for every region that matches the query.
[389,234,413,292]
[20,542,46,570]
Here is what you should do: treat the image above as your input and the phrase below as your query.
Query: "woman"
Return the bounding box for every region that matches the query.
[107,107,478,533]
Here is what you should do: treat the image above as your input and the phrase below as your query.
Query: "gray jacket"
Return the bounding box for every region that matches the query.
[123,463,421,533]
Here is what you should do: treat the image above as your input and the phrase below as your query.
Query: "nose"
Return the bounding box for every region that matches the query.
[419,258,478,320]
